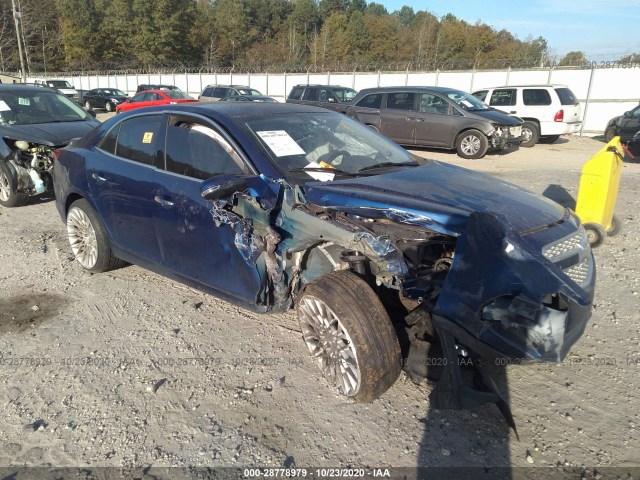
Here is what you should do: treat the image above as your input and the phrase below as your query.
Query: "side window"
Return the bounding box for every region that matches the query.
[115,115,164,167]
[523,89,552,106]
[489,89,516,107]
[387,92,416,111]
[98,124,121,154]
[131,93,145,102]
[202,88,213,97]
[419,93,450,115]
[227,89,238,97]
[288,87,303,100]
[302,88,319,101]
[212,87,225,98]
[473,90,488,102]
[356,94,382,109]
[165,117,245,180]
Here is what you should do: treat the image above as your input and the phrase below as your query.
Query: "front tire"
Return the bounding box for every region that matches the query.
[0,161,28,208]
[297,270,402,402]
[67,199,124,272]
[521,121,539,147]
[455,129,488,159]
[105,101,113,112]
[84,100,91,110]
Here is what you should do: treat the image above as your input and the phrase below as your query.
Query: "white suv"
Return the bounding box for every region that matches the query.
[472,85,581,147]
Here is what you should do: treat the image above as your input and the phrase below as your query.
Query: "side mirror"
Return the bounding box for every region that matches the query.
[126,98,132,103]
[200,174,249,200]
[328,97,336,103]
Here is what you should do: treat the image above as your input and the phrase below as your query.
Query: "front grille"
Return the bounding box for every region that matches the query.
[542,229,587,262]
[542,226,592,287]
[563,255,591,285]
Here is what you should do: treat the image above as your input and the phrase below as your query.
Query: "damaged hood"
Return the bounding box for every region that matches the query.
[304,161,566,235]
[0,120,100,147]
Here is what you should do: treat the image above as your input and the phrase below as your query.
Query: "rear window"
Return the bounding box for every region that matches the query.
[288,87,303,100]
[523,89,552,106]
[356,94,382,109]
[387,92,416,111]
[555,87,578,106]
[489,89,516,107]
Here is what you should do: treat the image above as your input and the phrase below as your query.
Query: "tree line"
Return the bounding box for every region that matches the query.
[0,0,632,74]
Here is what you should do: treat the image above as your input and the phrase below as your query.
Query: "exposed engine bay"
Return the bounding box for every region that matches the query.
[4,139,57,195]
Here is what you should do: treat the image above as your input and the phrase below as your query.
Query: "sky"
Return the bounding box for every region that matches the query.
[379,0,640,60]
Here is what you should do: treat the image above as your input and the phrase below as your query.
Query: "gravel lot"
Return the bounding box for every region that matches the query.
[1,114,639,476]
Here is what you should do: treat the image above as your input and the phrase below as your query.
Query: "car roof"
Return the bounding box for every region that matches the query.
[357,86,463,94]
[122,102,329,119]
[204,85,252,88]
[292,84,353,88]
[477,84,569,89]
[0,84,58,93]
[137,89,171,95]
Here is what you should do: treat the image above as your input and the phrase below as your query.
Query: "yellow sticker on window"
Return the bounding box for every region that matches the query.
[142,132,154,144]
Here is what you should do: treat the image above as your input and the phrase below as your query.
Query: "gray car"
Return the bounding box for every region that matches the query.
[346,86,523,159]
[286,84,358,113]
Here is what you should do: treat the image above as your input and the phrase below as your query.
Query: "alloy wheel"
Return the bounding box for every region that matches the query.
[0,171,10,202]
[460,134,481,156]
[298,295,361,396]
[67,207,99,269]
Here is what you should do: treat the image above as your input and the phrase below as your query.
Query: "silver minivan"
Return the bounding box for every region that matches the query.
[346,86,523,159]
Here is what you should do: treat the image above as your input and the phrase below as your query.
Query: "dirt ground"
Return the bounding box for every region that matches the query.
[0,114,639,476]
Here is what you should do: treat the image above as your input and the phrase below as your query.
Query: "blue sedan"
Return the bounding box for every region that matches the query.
[54,103,595,410]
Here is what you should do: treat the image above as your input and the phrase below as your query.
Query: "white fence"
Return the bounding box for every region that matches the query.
[29,67,640,135]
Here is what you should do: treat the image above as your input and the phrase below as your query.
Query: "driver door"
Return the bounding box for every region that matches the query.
[153,114,267,301]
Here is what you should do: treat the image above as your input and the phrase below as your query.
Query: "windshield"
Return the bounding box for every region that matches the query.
[48,80,73,89]
[446,90,489,111]
[0,90,90,125]
[104,89,126,96]
[238,89,263,97]
[166,91,192,100]
[332,87,358,102]
[245,112,419,184]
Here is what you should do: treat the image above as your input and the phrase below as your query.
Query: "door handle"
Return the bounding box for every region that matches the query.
[91,173,106,183]
[509,111,517,114]
[154,195,175,207]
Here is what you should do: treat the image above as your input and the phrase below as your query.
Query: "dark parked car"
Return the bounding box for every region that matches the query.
[605,104,640,142]
[136,84,180,94]
[347,86,523,159]
[83,88,128,112]
[198,85,267,102]
[54,103,594,413]
[286,84,358,113]
[0,84,100,208]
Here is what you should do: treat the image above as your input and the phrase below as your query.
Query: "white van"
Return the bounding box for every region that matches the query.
[472,85,582,147]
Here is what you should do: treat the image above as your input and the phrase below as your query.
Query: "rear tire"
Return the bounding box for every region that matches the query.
[455,129,488,159]
[297,270,402,402]
[521,121,539,148]
[67,198,125,272]
[0,161,28,208]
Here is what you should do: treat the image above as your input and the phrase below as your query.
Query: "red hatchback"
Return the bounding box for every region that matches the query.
[115,90,197,113]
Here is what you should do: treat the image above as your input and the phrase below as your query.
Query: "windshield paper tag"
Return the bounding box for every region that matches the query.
[18,98,30,106]
[142,132,154,144]
[0,100,11,111]
[256,130,305,157]
[304,162,335,182]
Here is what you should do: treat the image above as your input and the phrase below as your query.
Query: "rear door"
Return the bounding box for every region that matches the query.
[413,92,456,147]
[554,87,582,126]
[153,114,264,300]
[380,92,417,144]
[87,114,165,263]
